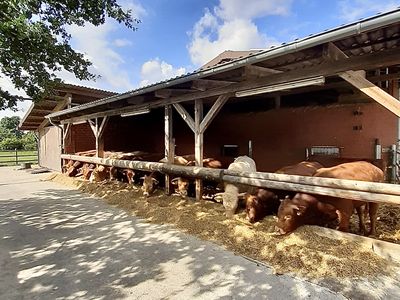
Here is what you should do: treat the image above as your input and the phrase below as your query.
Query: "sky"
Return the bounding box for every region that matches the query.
[1,0,400,119]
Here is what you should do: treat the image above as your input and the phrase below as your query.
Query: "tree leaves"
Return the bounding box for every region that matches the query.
[0,0,139,110]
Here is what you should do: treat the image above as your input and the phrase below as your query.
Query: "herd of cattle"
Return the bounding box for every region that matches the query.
[63,150,384,236]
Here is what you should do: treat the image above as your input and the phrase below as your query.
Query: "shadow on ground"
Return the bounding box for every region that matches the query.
[0,170,399,299]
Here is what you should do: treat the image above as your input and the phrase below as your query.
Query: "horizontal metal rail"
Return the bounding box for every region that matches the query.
[62,154,400,206]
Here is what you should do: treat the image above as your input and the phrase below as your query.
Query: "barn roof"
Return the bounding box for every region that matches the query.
[19,84,116,130]
[48,8,400,123]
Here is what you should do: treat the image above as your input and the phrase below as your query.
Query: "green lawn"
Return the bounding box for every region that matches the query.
[0,150,38,166]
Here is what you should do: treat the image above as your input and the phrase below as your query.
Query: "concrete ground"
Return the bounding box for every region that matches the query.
[0,167,396,300]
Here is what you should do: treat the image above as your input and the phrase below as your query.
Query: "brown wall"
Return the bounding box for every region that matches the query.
[204,102,397,171]
[64,123,95,153]
[63,102,398,172]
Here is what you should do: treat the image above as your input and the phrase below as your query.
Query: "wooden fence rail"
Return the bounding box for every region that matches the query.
[61,154,400,206]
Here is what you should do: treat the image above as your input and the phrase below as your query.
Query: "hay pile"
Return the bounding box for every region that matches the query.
[49,173,397,279]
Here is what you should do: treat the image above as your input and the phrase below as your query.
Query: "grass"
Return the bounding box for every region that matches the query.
[0,150,38,166]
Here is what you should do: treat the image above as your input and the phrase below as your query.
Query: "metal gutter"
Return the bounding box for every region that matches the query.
[47,8,400,119]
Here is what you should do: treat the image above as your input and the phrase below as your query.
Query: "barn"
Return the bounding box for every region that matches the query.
[19,84,115,171]
[21,9,400,197]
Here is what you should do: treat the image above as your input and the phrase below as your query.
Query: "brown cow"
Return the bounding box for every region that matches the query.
[276,161,383,235]
[141,172,161,197]
[245,161,323,223]
[89,165,110,182]
[142,155,222,198]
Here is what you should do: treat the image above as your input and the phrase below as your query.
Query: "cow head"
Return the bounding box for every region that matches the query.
[245,194,259,223]
[89,165,108,182]
[276,196,308,234]
[171,177,189,198]
[141,174,159,197]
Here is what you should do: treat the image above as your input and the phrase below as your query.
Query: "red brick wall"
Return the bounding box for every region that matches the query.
[204,102,397,171]
[64,123,95,153]
[64,102,398,172]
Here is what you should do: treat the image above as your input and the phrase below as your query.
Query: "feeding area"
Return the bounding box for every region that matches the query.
[49,168,400,282]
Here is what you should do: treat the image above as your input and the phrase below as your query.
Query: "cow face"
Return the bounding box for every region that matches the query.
[141,174,159,197]
[171,177,189,198]
[89,165,108,182]
[245,194,259,223]
[276,197,307,234]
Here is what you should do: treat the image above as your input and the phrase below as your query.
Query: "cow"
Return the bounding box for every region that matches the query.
[89,165,110,182]
[109,166,135,184]
[79,163,95,180]
[245,161,323,223]
[142,155,222,198]
[276,161,383,235]
[215,156,257,217]
[139,155,191,197]
[141,172,162,197]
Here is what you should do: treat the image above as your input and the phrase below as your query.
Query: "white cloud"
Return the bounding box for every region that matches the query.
[215,0,292,20]
[113,38,133,47]
[58,0,147,92]
[139,58,186,87]
[338,0,400,22]
[63,21,134,92]
[188,0,292,66]
[119,0,147,20]
[0,73,31,119]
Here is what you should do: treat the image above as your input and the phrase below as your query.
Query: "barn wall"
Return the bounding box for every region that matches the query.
[204,102,397,171]
[62,101,397,172]
[38,126,62,171]
[64,123,95,154]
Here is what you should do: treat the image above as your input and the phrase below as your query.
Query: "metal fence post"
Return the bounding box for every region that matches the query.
[15,148,18,165]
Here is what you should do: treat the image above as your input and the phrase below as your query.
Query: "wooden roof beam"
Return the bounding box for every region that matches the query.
[59,47,400,124]
[323,42,366,77]
[191,79,235,91]
[155,88,197,99]
[340,70,400,117]
[242,65,282,78]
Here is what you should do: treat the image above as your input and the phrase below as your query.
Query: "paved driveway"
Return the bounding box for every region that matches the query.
[0,167,386,299]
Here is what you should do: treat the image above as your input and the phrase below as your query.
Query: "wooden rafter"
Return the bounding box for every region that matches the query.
[155,88,196,99]
[339,70,400,117]
[199,94,230,134]
[191,79,235,91]
[172,103,195,132]
[59,47,400,124]
[242,65,282,78]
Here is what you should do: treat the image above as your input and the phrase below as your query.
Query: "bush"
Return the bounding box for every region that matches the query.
[22,133,37,150]
[0,137,24,150]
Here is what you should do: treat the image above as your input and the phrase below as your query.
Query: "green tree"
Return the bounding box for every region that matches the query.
[22,131,37,150]
[0,136,24,150]
[0,0,139,110]
[0,116,22,138]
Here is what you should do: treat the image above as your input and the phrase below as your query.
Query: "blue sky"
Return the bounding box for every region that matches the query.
[1,0,400,119]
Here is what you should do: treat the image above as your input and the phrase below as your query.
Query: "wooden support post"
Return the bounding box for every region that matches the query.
[195,99,204,201]
[172,103,195,132]
[89,117,108,158]
[164,105,174,195]
[339,70,400,117]
[199,94,230,134]
[62,123,71,153]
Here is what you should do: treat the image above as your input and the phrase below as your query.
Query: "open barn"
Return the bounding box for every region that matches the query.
[38,10,399,192]
[13,7,400,295]
[19,84,116,171]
